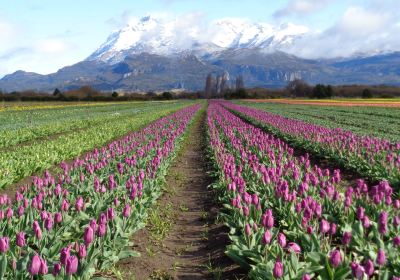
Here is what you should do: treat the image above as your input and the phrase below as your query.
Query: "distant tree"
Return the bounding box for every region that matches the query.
[312,84,326,98]
[286,79,312,97]
[326,85,333,98]
[312,84,333,99]
[162,91,173,100]
[235,75,244,91]
[112,91,119,98]
[205,73,214,99]
[362,88,373,98]
[53,88,61,96]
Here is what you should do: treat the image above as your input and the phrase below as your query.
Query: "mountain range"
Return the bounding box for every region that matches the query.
[1,16,399,92]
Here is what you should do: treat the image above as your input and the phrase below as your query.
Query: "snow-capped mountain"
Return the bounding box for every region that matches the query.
[87,15,309,63]
[1,15,399,92]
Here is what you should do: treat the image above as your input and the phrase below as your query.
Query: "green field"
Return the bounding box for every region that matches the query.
[0,101,193,188]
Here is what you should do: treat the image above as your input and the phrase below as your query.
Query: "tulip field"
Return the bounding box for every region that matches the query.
[0,101,191,188]
[0,99,399,279]
[0,102,200,279]
[227,102,400,188]
[207,100,399,279]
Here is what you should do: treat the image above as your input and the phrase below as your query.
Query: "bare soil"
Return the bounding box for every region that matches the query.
[115,109,245,280]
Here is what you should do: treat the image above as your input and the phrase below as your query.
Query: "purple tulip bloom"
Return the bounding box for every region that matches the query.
[53,263,61,276]
[78,244,87,259]
[278,233,286,248]
[262,230,272,245]
[0,237,9,253]
[342,231,352,246]
[123,204,131,218]
[287,242,301,254]
[273,259,284,278]
[329,249,342,267]
[28,254,41,276]
[376,249,386,266]
[16,232,25,247]
[39,258,48,275]
[363,259,374,277]
[65,255,78,275]
[244,224,251,236]
[319,219,330,234]
[84,226,94,245]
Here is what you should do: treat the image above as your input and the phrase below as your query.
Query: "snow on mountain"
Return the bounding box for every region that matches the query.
[87,15,309,63]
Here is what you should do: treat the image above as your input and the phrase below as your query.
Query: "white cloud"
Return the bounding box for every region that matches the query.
[34,39,71,54]
[335,6,390,37]
[274,0,332,17]
[282,5,400,58]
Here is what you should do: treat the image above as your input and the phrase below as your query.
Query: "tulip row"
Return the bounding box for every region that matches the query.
[223,102,400,189]
[237,101,400,142]
[207,101,399,279]
[0,104,200,279]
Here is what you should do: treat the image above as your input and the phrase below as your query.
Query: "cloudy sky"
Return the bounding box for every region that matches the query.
[0,0,399,78]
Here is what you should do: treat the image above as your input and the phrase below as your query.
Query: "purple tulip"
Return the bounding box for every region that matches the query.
[319,219,330,234]
[6,208,13,219]
[273,259,284,278]
[362,216,371,228]
[83,226,94,245]
[243,206,249,216]
[97,223,107,237]
[16,232,25,247]
[378,211,388,235]
[53,263,61,276]
[33,222,42,240]
[39,258,48,275]
[342,231,352,246]
[330,223,337,235]
[60,247,71,265]
[54,212,62,223]
[45,217,54,231]
[65,255,78,275]
[75,197,84,212]
[78,244,87,259]
[376,249,386,266]
[262,230,272,245]
[89,219,97,231]
[122,204,131,218]
[244,224,251,236]
[99,213,107,224]
[302,274,311,280]
[356,207,365,220]
[278,233,286,248]
[394,216,400,227]
[363,259,374,277]
[61,199,70,212]
[0,237,9,253]
[329,249,342,267]
[287,242,301,254]
[393,236,400,247]
[28,254,41,276]
[351,263,365,280]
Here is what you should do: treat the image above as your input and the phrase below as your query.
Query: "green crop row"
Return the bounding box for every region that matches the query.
[0,102,183,149]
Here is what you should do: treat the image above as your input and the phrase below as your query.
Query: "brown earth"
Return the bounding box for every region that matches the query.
[113,109,246,280]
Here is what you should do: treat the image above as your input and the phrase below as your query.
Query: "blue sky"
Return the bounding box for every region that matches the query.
[0,0,399,77]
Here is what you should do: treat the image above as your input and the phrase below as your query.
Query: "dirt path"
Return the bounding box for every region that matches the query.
[115,109,245,280]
